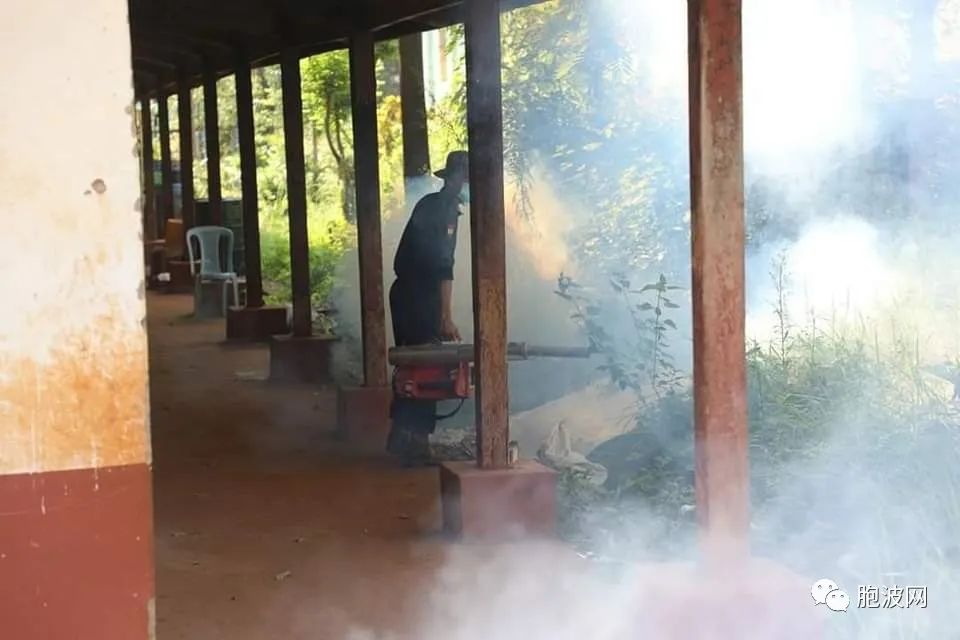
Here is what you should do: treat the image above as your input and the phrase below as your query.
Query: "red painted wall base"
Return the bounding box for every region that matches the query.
[0,464,154,640]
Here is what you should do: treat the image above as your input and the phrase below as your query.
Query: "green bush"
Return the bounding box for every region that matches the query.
[558,260,960,637]
[259,212,352,319]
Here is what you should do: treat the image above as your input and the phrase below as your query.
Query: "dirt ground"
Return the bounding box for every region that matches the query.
[148,292,828,640]
[147,292,579,639]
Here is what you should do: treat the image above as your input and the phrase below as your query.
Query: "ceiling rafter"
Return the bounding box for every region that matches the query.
[129,0,546,97]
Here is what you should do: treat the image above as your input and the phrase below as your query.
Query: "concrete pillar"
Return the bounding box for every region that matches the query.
[349,31,388,388]
[236,54,263,309]
[157,89,174,227]
[269,48,336,383]
[465,0,509,470]
[0,2,154,637]
[280,48,311,339]
[438,0,558,544]
[203,62,223,226]
[177,69,196,230]
[339,32,393,448]
[226,53,289,341]
[140,98,156,239]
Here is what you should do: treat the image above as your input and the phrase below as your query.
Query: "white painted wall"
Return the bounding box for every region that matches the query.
[0,0,150,474]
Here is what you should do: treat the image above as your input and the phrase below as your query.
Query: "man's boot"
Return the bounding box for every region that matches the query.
[386,426,409,456]
[401,431,439,467]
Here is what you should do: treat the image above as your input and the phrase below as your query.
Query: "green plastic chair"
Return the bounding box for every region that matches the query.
[186,226,240,316]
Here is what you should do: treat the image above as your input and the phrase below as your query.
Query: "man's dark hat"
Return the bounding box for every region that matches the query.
[434,150,468,180]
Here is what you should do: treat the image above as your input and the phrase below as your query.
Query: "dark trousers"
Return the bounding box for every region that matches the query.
[389,279,440,437]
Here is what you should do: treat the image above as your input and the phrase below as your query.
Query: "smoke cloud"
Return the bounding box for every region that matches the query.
[331,170,596,427]
[325,1,960,637]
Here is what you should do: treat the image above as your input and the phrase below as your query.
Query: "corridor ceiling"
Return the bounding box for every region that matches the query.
[129,0,537,95]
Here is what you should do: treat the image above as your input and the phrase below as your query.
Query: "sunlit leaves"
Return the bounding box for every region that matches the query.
[557,271,686,401]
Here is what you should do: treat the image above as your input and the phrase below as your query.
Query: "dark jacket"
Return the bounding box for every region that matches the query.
[393,191,461,284]
[389,190,462,347]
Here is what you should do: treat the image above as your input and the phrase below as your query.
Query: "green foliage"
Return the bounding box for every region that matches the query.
[426,1,684,258]
[480,0,696,315]
[555,466,607,540]
[251,62,352,316]
[501,0,593,216]
[259,215,352,314]
[376,93,406,214]
[302,52,356,222]
[556,272,685,401]
[426,26,468,169]
[556,256,960,637]
[180,44,411,319]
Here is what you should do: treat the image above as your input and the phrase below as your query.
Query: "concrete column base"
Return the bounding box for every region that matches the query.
[629,560,823,638]
[337,385,392,449]
[440,460,557,542]
[269,334,338,384]
[226,305,289,341]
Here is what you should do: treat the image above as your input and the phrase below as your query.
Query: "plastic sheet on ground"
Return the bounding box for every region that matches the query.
[537,423,608,486]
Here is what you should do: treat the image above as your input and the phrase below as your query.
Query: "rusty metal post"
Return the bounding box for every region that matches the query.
[140,98,156,239]
[203,62,223,226]
[157,89,174,233]
[465,0,509,469]
[235,53,264,309]
[349,31,389,387]
[687,0,750,565]
[177,69,196,230]
[281,48,312,338]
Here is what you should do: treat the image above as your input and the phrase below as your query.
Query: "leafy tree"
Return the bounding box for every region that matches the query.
[302,52,356,222]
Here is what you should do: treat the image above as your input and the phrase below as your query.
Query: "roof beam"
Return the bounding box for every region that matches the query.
[131,28,237,55]
[133,55,177,70]
[130,0,278,37]
[133,40,205,64]
[129,0,550,89]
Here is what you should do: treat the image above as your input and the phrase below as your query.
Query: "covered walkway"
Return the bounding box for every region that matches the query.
[0,0,819,637]
[147,291,578,638]
[149,290,441,638]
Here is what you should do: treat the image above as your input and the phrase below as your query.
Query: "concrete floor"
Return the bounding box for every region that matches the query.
[147,292,581,639]
[148,292,827,640]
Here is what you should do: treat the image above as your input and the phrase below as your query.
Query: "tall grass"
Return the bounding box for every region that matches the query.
[557,261,960,638]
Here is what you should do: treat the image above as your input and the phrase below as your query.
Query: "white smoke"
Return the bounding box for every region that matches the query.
[330,171,596,422]
[326,2,960,637]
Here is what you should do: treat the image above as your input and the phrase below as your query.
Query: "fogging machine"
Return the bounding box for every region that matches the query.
[389,342,592,405]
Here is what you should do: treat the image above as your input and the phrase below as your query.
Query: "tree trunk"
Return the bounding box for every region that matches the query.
[341,163,356,222]
[400,34,431,177]
[311,121,320,197]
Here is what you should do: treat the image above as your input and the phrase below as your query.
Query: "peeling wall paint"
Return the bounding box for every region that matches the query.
[0,0,149,475]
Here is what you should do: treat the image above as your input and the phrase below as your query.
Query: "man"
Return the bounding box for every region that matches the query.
[387,151,469,465]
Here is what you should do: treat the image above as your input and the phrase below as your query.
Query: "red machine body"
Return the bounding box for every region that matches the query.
[392,361,472,401]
